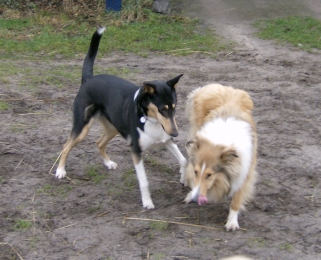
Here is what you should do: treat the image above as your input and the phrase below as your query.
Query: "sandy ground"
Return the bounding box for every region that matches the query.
[1,1,321,259]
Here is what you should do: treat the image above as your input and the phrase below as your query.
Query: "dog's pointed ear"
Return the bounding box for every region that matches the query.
[142,82,157,95]
[220,148,238,164]
[143,81,157,94]
[166,74,183,89]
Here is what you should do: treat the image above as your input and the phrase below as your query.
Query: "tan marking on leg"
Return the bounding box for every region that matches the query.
[131,153,141,165]
[57,118,94,171]
[96,117,119,162]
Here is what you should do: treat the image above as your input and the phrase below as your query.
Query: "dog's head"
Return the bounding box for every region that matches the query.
[185,135,241,205]
[137,74,183,137]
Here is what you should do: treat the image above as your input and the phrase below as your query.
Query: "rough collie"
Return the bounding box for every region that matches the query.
[184,84,257,231]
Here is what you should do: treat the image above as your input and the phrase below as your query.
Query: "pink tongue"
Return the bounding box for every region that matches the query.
[198,195,208,205]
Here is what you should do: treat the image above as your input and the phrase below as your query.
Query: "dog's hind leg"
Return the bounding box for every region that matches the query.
[165,140,187,184]
[97,117,119,170]
[56,118,95,179]
[132,153,155,209]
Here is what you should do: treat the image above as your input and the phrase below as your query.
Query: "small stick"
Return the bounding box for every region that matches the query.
[148,177,180,184]
[123,217,225,231]
[14,158,24,171]
[94,211,109,218]
[18,112,50,116]
[0,123,27,126]
[49,150,63,174]
[0,98,45,102]
[0,242,24,260]
[166,48,191,52]
[174,216,196,219]
[49,222,79,232]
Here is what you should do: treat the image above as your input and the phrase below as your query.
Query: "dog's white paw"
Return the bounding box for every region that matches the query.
[225,221,240,232]
[179,170,185,184]
[184,192,193,204]
[103,159,118,170]
[56,167,66,179]
[142,198,155,209]
[225,209,239,231]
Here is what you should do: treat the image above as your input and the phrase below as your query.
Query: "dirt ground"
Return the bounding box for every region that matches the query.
[1,1,321,259]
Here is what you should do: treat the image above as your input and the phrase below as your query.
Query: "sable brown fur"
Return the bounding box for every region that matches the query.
[184,83,257,231]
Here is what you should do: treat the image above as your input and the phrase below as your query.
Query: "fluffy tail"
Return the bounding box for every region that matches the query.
[81,27,106,84]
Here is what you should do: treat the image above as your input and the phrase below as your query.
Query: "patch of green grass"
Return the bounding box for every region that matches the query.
[89,203,102,213]
[0,101,9,111]
[121,168,137,189]
[10,125,26,133]
[28,236,39,249]
[278,243,294,251]
[145,157,174,174]
[255,16,321,51]
[36,183,73,197]
[0,4,227,59]
[149,221,168,231]
[14,218,32,230]
[151,253,166,260]
[0,59,137,90]
[247,237,267,248]
[85,165,106,183]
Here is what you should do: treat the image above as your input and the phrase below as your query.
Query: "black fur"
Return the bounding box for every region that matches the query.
[56,27,186,209]
[71,28,183,155]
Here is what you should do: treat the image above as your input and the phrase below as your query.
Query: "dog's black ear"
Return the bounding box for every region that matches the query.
[166,74,183,89]
[142,82,157,95]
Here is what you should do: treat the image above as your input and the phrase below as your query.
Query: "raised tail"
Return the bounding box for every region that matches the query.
[81,27,106,84]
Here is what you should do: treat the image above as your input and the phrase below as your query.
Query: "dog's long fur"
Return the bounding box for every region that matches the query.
[184,84,257,231]
[56,27,187,209]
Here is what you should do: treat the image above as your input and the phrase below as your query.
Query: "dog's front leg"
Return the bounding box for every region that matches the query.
[131,153,155,209]
[165,140,187,184]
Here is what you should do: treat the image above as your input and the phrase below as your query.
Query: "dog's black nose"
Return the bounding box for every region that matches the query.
[171,130,178,137]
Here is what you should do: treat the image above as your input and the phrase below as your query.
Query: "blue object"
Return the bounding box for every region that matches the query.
[106,0,122,12]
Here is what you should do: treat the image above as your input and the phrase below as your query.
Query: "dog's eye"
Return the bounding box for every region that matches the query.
[206,174,212,179]
[194,170,198,176]
[159,107,168,114]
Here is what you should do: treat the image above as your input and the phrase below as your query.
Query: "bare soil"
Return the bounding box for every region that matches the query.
[1,1,321,259]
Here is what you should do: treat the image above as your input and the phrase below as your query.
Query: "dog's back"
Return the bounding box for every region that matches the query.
[186,84,254,138]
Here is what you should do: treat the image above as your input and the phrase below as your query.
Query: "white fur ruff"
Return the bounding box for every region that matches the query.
[137,120,172,151]
[198,117,253,197]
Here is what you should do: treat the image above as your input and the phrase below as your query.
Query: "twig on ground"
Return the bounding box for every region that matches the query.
[166,48,191,52]
[93,211,109,218]
[123,217,231,231]
[14,158,24,170]
[0,98,45,102]
[0,123,27,126]
[148,177,180,184]
[49,150,63,174]
[49,222,79,232]
[0,242,24,260]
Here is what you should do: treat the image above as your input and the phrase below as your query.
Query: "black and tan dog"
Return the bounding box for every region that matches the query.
[56,27,187,209]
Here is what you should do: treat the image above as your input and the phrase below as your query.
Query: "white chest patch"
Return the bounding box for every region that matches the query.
[137,119,171,151]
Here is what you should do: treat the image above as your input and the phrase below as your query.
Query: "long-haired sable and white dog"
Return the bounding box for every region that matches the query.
[183,84,257,231]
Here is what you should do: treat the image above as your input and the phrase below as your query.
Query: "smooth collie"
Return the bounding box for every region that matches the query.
[184,84,257,231]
